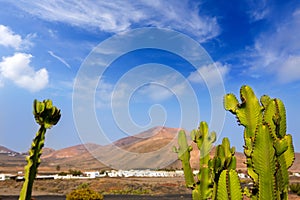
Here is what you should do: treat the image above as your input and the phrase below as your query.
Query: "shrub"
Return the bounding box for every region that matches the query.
[290,183,300,194]
[69,169,83,176]
[66,188,104,200]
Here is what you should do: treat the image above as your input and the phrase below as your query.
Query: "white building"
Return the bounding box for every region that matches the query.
[292,172,300,177]
[0,174,14,181]
[84,171,106,178]
[84,171,100,178]
[238,173,249,179]
[0,174,5,181]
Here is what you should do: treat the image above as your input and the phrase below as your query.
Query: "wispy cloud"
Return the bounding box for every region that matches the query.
[94,72,189,109]
[188,62,229,87]
[48,50,71,68]
[138,74,187,101]
[0,53,49,92]
[246,0,270,21]
[0,76,4,88]
[10,0,220,42]
[246,8,300,83]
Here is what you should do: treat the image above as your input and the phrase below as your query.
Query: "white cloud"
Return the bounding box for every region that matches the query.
[0,25,35,50]
[0,25,22,49]
[48,50,71,68]
[248,8,300,83]
[10,0,220,42]
[188,62,229,87]
[0,53,49,92]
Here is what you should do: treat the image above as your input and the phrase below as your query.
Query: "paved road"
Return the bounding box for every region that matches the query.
[0,194,192,200]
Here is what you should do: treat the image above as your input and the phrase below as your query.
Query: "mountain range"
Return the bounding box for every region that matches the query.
[0,126,299,173]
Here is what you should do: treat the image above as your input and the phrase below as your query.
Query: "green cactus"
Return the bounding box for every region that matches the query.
[174,122,242,200]
[19,99,61,200]
[191,121,216,199]
[173,130,195,188]
[217,169,242,200]
[210,138,241,200]
[224,85,295,200]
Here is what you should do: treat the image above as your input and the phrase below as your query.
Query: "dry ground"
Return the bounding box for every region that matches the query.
[0,177,189,196]
[0,177,299,199]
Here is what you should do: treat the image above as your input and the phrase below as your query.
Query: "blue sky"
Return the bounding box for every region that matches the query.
[0,0,299,153]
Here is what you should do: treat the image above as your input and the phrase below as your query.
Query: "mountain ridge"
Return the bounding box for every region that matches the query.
[0,126,299,173]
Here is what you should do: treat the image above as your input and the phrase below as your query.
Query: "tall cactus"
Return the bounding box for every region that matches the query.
[19,99,61,200]
[224,85,295,200]
[217,169,242,200]
[173,130,194,189]
[174,122,242,200]
[210,138,241,200]
[190,121,216,199]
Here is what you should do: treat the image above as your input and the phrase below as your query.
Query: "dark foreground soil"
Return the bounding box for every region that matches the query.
[1,178,299,199]
[1,194,300,200]
[0,194,192,200]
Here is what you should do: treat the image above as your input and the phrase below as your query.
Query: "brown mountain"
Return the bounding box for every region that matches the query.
[0,127,299,173]
[113,126,181,153]
[290,153,300,172]
[38,126,182,171]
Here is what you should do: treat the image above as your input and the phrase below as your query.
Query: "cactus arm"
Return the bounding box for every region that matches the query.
[210,137,240,200]
[192,122,216,199]
[217,170,228,200]
[252,124,276,200]
[173,130,194,188]
[282,134,295,168]
[224,86,262,139]
[260,95,271,110]
[263,99,286,139]
[19,126,46,200]
[192,184,201,200]
[273,99,287,138]
[263,98,295,199]
[217,170,242,200]
[237,85,262,138]
[223,93,239,114]
[276,134,295,199]
[228,170,243,200]
[198,167,213,199]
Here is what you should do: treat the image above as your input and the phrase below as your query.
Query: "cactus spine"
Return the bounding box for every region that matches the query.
[174,121,242,200]
[19,99,61,200]
[224,85,295,200]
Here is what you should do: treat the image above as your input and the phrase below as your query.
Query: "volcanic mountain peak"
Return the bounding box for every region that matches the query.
[113,126,181,149]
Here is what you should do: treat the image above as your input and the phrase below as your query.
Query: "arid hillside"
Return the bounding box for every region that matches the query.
[0,127,299,173]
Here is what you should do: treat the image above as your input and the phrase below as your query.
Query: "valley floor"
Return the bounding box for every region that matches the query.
[0,177,300,199]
